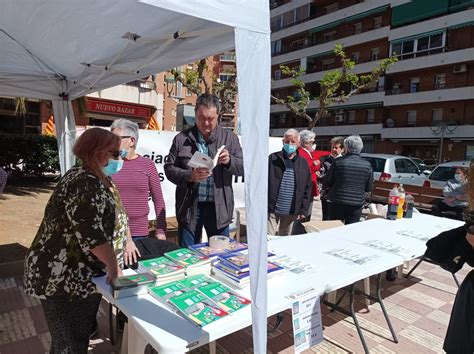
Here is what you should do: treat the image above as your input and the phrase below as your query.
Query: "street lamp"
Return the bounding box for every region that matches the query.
[430,120,457,165]
[164,75,176,97]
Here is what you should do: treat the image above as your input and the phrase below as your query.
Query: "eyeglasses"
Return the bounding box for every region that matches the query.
[119,135,132,140]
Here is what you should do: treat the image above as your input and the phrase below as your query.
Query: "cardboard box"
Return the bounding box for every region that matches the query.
[301,220,344,233]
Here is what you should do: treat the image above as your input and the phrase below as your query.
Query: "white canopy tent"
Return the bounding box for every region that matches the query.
[0,0,270,351]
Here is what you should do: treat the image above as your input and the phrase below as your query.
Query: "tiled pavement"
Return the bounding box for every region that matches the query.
[0,260,469,353]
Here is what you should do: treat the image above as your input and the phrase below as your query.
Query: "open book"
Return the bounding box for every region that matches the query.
[187,145,225,170]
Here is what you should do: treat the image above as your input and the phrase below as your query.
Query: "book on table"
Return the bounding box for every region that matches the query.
[187,145,226,170]
[164,248,212,276]
[217,250,277,273]
[212,261,284,288]
[137,256,186,284]
[196,282,251,313]
[168,290,229,327]
[111,273,155,299]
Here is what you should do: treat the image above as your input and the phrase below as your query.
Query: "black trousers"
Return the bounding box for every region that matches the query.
[431,200,465,220]
[41,293,102,354]
[321,199,330,221]
[328,202,363,224]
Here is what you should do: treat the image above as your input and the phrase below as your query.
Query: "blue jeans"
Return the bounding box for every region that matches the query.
[178,202,229,247]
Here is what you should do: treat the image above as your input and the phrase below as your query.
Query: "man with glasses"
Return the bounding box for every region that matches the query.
[165,93,244,247]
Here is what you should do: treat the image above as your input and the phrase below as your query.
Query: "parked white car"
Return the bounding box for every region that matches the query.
[422,160,471,189]
[361,153,427,187]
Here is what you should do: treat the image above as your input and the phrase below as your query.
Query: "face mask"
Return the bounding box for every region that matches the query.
[283,143,297,155]
[312,144,317,151]
[102,159,123,176]
[454,173,462,182]
[119,149,128,159]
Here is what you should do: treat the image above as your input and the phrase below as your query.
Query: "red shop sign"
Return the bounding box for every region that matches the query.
[86,98,152,119]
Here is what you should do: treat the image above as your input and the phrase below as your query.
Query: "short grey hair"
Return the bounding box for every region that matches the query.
[110,119,139,143]
[344,135,364,154]
[195,93,221,115]
[283,128,300,140]
[299,129,316,145]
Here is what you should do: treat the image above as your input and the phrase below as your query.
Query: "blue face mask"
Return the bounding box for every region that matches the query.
[283,143,297,155]
[102,159,123,176]
[119,149,128,159]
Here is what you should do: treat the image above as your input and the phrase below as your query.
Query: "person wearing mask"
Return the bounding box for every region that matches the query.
[111,119,167,266]
[326,135,373,224]
[431,166,469,220]
[164,93,244,247]
[268,129,312,235]
[23,128,123,353]
[318,136,344,220]
[298,130,329,221]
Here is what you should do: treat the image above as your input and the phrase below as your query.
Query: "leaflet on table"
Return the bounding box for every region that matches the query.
[323,248,380,265]
[362,240,415,258]
[187,145,225,170]
[164,248,211,267]
[189,240,247,259]
[168,290,229,327]
[286,287,323,353]
[270,254,318,275]
[196,282,251,313]
[396,230,431,241]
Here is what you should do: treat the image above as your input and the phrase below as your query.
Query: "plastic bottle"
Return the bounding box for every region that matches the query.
[404,193,414,218]
[396,184,406,219]
[386,185,400,220]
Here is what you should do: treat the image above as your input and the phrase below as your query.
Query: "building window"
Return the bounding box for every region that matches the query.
[325,3,339,14]
[371,48,380,61]
[391,31,445,60]
[279,114,287,124]
[323,31,336,43]
[322,58,335,71]
[176,81,183,98]
[271,16,282,31]
[366,109,375,123]
[354,22,362,34]
[271,40,282,55]
[295,4,310,23]
[219,74,233,82]
[432,109,443,124]
[291,38,306,50]
[346,110,356,124]
[351,52,360,63]
[434,74,446,89]
[186,88,192,97]
[407,110,417,126]
[274,70,281,80]
[373,16,382,29]
[409,77,419,93]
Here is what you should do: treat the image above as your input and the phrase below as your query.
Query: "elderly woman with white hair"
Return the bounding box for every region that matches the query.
[111,119,167,266]
[298,130,330,221]
[325,135,373,224]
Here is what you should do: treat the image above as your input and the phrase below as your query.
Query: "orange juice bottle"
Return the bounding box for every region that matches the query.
[396,184,405,219]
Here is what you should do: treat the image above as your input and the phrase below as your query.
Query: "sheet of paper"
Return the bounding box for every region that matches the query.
[270,254,318,275]
[323,248,380,265]
[361,240,415,258]
[286,288,323,353]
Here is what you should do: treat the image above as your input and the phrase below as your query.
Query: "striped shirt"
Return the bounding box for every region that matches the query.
[275,157,296,215]
[112,155,166,237]
[196,133,215,202]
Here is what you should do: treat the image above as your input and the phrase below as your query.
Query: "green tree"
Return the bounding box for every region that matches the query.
[271,44,397,129]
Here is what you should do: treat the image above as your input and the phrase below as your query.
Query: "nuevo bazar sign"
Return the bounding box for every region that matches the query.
[86,97,153,119]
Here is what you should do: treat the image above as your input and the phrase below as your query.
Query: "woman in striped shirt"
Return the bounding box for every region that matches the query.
[111,119,167,266]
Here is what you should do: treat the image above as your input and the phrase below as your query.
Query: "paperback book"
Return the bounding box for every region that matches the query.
[197,282,251,313]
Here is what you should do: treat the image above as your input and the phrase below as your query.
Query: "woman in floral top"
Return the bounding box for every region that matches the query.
[24,128,124,353]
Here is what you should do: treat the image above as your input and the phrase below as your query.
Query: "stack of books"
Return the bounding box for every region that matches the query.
[137,256,185,285]
[213,251,284,288]
[148,275,251,327]
[189,239,248,261]
[164,248,212,276]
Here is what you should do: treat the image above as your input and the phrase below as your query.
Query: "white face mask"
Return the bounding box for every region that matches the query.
[454,173,463,182]
[312,144,317,151]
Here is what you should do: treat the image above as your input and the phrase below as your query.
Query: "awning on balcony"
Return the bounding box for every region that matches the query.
[391,29,445,45]
[307,50,333,59]
[326,101,383,111]
[391,0,449,27]
[449,21,474,30]
[449,0,474,12]
[308,5,388,34]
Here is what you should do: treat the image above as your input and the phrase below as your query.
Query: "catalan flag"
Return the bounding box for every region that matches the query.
[43,115,55,136]
[147,115,160,130]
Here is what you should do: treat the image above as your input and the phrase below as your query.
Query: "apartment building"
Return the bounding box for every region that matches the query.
[270,0,474,162]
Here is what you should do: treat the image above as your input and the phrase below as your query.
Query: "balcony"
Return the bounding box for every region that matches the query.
[219,54,236,62]
[270,0,291,10]
[384,86,474,106]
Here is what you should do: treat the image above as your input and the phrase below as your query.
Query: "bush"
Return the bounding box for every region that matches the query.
[0,134,60,176]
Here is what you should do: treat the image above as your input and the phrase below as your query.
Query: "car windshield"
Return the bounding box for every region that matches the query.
[362,157,385,173]
[429,166,456,181]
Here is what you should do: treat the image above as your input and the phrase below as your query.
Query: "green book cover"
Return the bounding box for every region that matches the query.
[197,282,251,313]
[168,290,229,327]
[164,248,210,267]
[138,256,184,276]
[148,280,188,302]
[179,274,212,289]
[112,273,155,290]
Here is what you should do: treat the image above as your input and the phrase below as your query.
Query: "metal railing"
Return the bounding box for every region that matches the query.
[219,54,236,62]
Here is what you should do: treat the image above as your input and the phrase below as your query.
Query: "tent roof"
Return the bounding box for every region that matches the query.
[0,0,269,101]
